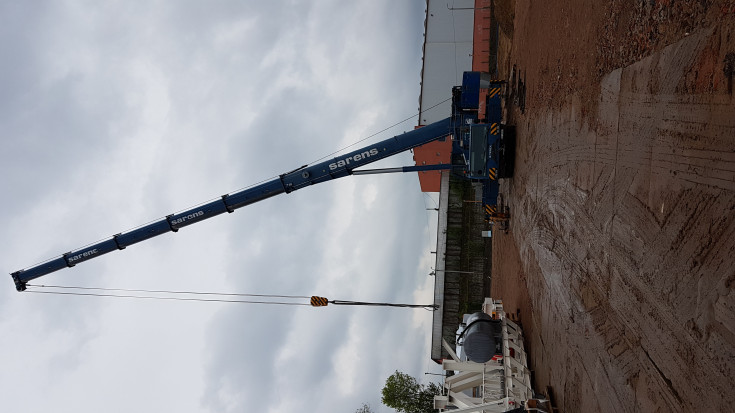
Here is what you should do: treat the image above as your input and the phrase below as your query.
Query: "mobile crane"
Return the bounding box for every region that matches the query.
[10,72,513,292]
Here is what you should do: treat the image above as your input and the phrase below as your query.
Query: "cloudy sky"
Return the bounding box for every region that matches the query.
[0,1,449,412]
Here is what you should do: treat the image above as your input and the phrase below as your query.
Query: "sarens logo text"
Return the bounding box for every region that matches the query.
[329,148,379,171]
[68,249,98,262]
[171,210,204,226]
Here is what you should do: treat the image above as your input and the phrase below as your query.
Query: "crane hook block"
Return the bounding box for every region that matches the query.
[310,296,329,307]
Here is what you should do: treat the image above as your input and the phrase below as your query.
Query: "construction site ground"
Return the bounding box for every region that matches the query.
[488,1,735,412]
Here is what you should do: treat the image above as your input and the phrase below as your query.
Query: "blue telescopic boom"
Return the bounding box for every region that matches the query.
[11,72,505,292]
[11,119,454,291]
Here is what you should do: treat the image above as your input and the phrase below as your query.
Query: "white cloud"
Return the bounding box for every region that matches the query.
[1,1,437,412]
[331,318,363,395]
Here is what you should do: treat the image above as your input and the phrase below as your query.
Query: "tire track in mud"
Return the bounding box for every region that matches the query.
[517,177,684,412]
[518,94,735,192]
[515,141,735,412]
[506,26,735,412]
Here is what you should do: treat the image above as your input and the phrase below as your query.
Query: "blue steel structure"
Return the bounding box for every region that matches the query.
[11,72,511,291]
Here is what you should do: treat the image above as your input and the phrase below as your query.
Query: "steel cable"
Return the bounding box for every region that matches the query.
[25,284,438,310]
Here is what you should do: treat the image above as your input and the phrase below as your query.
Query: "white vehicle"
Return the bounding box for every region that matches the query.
[434,298,546,412]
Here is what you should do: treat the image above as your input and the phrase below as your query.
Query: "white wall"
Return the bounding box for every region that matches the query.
[418,0,475,126]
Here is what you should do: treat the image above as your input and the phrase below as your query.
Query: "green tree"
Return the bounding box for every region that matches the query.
[381,371,442,413]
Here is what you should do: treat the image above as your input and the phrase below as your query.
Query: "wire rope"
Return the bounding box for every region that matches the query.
[25,284,311,299]
[304,96,452,165]
[330,300,438,311]
[25,290,311,306]
[25,284,438,310]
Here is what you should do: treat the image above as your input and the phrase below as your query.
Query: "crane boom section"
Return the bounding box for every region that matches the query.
[11,118,453,291]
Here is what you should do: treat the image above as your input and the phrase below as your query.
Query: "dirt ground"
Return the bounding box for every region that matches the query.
[489,1,735,412]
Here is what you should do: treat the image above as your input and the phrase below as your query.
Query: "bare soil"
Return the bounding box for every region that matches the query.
[490,1,735,412]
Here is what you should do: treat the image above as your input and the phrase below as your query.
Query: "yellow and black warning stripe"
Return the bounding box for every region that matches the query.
[485,205,497,215]
[490,123,499,135]
[488,87,502,99]
[488,167,497,180]
[310,296,329,307]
